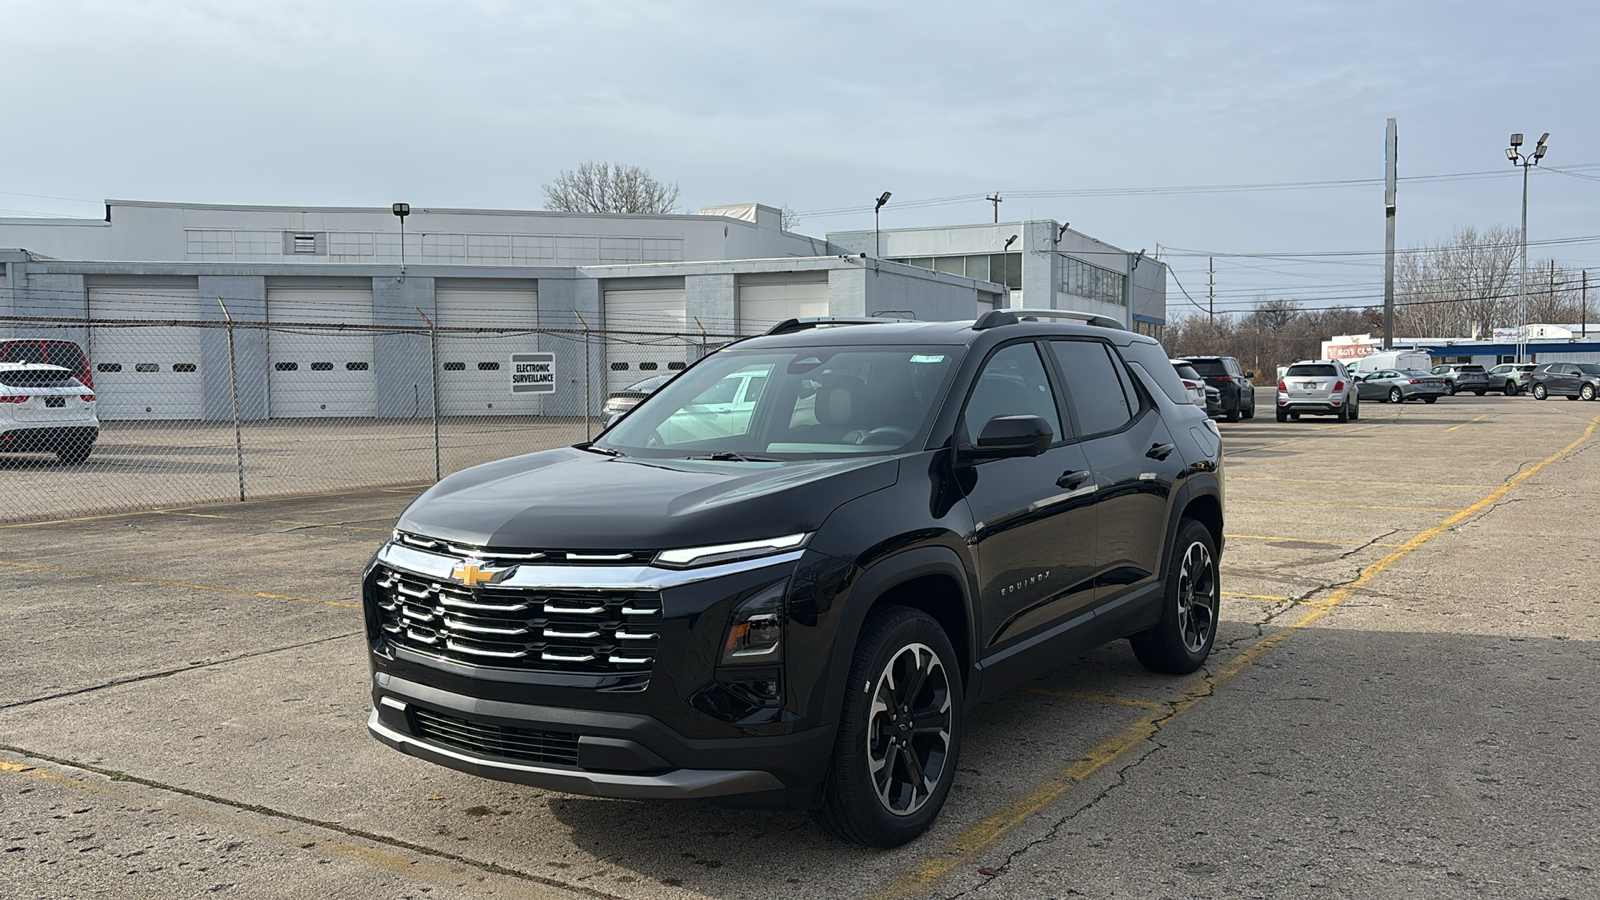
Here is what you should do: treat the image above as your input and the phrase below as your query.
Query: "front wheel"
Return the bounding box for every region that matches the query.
[1473,390,1486,396]
[1131,519,1220,675]
[1504,383,1518,396]
[1583,384,1597,401]
[1446,382,1457,396]
[814,608,962,847]
[1533,383,1548,400]
[1389,387,1404,404]
[1422,396,1437,404]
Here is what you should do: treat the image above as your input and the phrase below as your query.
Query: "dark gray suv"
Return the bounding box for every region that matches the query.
[1179,356,1257,422]
[363,310,1226,846]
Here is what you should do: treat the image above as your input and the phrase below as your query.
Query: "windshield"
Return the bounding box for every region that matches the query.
[598,346,961,459]
[1286,364,1337,376]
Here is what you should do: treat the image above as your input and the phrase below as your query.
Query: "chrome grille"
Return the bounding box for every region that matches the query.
[410,706,579,767]
[371,565,662,673]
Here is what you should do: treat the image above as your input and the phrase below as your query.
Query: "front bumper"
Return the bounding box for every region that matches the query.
[368,671,832,800]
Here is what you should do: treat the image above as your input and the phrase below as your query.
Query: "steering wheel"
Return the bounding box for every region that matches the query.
[858,426,915,445]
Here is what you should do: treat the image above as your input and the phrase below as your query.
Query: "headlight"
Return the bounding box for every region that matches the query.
[654,533,809,569]
[721,579,788,665]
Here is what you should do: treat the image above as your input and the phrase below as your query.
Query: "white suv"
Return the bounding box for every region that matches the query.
[1275,360,1359,423]
[0,363,99,463]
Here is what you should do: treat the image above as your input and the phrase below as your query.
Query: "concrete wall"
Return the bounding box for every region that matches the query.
[198,275,267,421]
[373,276,437,419]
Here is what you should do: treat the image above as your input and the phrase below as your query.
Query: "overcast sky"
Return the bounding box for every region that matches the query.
[4,0,1598,316]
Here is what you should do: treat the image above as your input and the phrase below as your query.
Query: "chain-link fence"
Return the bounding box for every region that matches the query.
[0,314,737,524]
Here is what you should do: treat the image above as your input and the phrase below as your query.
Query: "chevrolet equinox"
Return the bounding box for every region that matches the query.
[363,310,1226,847]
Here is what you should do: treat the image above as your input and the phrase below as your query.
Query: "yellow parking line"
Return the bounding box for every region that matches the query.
[1226,476,1497,489]
[1225,534,1407,548]
[1445,414,1489,433]
[1018,687,1166,709]
[160,512,390,532]
[1229,499,1459,512]
[872,411,1600,900]
[0,559,358,609]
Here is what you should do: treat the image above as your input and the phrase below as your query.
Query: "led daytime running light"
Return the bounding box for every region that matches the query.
[655,533,808,568]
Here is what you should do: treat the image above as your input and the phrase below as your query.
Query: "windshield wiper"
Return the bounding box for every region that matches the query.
[687,451,779,462]
[579,443,625,458]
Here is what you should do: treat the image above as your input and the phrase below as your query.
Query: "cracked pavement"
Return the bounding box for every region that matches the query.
[3,395,1598,900]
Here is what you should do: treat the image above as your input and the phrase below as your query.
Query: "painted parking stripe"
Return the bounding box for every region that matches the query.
[872,412,1600,900]
[1445,414,1490,433]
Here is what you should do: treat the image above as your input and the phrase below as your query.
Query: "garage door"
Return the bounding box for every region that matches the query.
[267,286,375,418]
[436,284,540,416]
[737,281,830,335]
[603,288,688,393]
[88,284,205,420]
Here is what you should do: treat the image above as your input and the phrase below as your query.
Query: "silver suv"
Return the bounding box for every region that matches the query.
[1275,360,1358,423]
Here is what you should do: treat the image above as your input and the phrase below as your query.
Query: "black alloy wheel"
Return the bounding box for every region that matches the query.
[1131,518,1220,674]
[815,607,962,847]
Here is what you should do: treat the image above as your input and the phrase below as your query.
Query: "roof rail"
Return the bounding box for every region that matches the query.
[763,316,900,336]
[973,308,1126,331]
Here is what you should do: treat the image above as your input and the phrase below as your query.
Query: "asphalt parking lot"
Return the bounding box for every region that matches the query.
[3,394,1597,899]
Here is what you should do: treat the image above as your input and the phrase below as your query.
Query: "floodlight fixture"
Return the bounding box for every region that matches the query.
[1510,133,1523,148]
[392,202,410,218]
[1003,234,1019,252]
[875,191,892,211]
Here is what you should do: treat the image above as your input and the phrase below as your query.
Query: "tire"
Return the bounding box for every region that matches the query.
[1422,396,1437,404]
[1583,384,1597,401]
[1533,383,1548,400]
[1290,412,1301,421]
[1275,408,1287,423]
[1474,390,1486,396]
[1389,387,1404,404]
[1566,394,1579,401]
[1504,383,1518,396]
[1131,519,1220,675]
[1224,401,1240,423]
[1446,382,1457,396]
[1241,397,1255,420]
[814,607,962,847]
[1336,403,1349,423]
[1349,398,1360,421]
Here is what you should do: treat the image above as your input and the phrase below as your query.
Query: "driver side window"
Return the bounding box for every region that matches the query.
[962,343,1062,443]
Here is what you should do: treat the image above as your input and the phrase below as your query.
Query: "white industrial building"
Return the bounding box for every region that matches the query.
[1,199,1164,421]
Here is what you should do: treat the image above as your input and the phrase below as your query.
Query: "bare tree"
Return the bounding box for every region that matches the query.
[781,205,801,232]
[1394,225,1519,338]
[542,162,680,214]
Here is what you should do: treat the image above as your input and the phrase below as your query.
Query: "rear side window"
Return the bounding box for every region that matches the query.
[1286,364,1338,377]
[1,343,46,364]
[1051,341,1136,436]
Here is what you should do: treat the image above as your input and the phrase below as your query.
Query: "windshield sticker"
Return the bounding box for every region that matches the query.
[910,355,947,364]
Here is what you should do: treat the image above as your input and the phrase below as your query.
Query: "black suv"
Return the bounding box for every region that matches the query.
[1178,355,1256,421]
[363,310,1226,846]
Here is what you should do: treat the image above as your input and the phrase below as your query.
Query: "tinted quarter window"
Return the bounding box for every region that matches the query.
[962,343,1062,442]
[1050,340,1134,436]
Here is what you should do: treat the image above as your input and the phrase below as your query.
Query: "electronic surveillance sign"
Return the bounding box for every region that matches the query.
[510,353,556,394]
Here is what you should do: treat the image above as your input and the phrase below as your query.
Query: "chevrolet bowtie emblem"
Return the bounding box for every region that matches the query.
[452,562,499,586]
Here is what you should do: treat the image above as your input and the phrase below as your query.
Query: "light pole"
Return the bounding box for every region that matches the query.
[873,192,892,257]
[392,202,411,278]
[1506,132,1548,363]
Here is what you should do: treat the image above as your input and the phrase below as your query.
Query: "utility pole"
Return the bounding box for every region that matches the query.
[1383,118,1397,351]
[986,193,1002,223]
[1208,256,1215,321]
[1584,269,1589,338]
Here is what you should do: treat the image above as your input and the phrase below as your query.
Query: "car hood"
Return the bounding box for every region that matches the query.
[396,447,900,550]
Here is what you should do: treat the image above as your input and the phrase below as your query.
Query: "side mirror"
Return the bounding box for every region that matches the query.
[965,415,1053,460]
[1245,371,1256,379]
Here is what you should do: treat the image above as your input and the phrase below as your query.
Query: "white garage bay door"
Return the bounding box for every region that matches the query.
[88,284,205,420]
[266,285,375,418]
[435,283,540,416]
[603,287,688,394]
[737,280,830,335]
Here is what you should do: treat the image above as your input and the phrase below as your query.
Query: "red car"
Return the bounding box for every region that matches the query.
[0,338,93,391]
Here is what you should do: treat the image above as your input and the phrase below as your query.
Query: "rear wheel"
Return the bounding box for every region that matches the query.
[1336,403,1349,423]
[1422,396,1437,404]
[1504,383,1518,396]
[1275,408,1287,423]
[1473,390,1486,396]
[1389,387,1404,404]
[814,607,962,847]
[1241,397,1255,420]
[1131,519,1219,675]
[1533,383,1548,400]
[1446,382,1457,396]
[1349,398,1360,420]
[55,436,93,464]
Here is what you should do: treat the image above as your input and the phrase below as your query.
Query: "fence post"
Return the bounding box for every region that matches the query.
[574,310,593,441]
[417,308,441,482]
[217,299,246,502]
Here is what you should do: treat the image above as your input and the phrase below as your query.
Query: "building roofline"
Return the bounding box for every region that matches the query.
[99,198,774,225]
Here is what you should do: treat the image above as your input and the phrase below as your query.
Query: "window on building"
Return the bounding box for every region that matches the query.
[1060,256,1126,306]
[890,252,1021,290]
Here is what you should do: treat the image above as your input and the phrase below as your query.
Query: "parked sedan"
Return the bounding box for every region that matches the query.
[1486,363,1536,396]
[1528,362,1600,401]
[1431,364,1489,396]
[1355,369,1448,404]
[601,373,673,417]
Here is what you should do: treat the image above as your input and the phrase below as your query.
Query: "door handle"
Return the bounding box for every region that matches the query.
[1146,442,1176,461]
[1056,469,1090,489]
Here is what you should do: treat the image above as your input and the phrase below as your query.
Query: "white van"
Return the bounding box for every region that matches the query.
[1347,350,1431,378]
